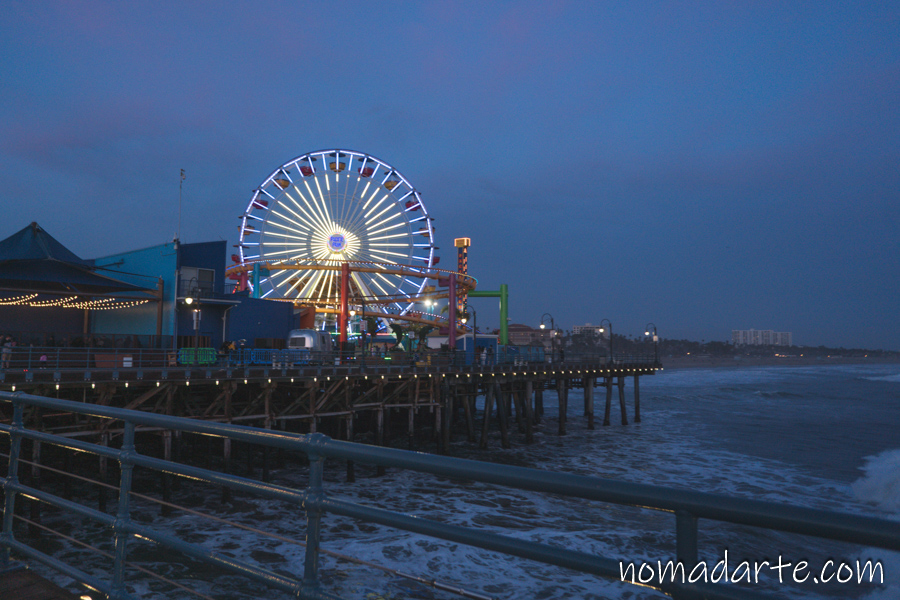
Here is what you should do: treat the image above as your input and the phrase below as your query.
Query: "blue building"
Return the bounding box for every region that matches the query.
[92,239,297,349]
[0,223,298,350]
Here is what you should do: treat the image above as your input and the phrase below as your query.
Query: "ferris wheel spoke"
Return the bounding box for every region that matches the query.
[358,248,398,265]
[264,225,309,244]
[269,206,315,234]
[367,232,411,242]
[362,194,392,223]
[263,222,310,240]
[261,248,308,260]
[367,216,406,238]
[288,187,331,233]
[311,176,332,222]
[369,248,412,260]
[346,180,374,224]
[325,269,339,304]
[374,272,405,294]
[367,277,392,299]
[294,269,323,300]
[366,202,402,228]
[304,270,331,299]
[350,272,377,301]
[300,180,331,229]
[341,159,362,224]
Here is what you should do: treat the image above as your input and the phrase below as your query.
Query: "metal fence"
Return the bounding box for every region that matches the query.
[0,345,658,374]
[1,390,897,600]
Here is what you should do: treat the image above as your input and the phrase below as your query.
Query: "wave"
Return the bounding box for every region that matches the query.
[862,373,900,383]
[851,449,900,515]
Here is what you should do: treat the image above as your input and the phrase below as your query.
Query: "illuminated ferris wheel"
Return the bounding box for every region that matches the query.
[236,150,436,314]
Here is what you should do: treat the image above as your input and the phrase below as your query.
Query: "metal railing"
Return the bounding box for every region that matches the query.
[1,390,898,600]
[0,345,660,374]
[0,346,175,373]
[0,333,172,351]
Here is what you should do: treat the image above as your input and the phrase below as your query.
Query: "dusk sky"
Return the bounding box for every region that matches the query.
[1,2,898,349]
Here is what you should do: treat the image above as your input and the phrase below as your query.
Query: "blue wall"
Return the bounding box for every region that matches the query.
[86,239,295,349]
[91,242,176,336]
[179,241,227,294]
[226,293,297,347]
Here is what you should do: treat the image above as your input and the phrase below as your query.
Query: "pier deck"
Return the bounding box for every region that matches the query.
[0,567,82,600]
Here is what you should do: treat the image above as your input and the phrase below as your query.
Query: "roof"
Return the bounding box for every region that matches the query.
[0,223,152,295]
[0,222,91,266]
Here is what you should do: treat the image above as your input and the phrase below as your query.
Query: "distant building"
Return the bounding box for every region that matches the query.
[507,323,554,348]
[732,329,792,347]
[572,323,608,338]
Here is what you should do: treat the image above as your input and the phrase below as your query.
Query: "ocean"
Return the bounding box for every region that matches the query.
[35,363,900,599]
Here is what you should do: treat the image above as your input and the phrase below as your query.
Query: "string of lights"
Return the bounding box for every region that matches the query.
[0,294,149,310]
[25,295,80,306]
[0,293,39,305]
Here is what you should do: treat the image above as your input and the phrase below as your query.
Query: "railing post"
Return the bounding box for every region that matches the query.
[1,402,24,569]
[161,430,172,516]
[98,431,109,513]
[675,510,698,567]
[28,439,42,537]
[301,438,326,597]
[112,421,136,599]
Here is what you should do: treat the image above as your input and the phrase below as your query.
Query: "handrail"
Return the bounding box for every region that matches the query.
[3,390,893,599]
[0,344,661,373]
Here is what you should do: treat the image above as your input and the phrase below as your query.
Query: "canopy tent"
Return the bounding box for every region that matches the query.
[0,222,153,296]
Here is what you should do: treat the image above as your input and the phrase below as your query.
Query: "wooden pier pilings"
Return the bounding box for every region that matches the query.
[0,361,661,472]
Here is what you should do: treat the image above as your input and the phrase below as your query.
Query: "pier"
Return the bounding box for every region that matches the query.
[0,348,660,457]
[0,567,81,600]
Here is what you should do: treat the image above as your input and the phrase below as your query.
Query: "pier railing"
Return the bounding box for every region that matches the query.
[4,390,892,600]
[0,345,658,376]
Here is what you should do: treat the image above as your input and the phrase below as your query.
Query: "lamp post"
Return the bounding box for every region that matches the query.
[182,277,201,350]
[598,319,613,364]
[192,307,201,349]
[539,313,555,362]
[644,323,659,364]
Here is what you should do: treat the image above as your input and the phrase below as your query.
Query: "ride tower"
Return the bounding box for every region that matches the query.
[455,238,470,316]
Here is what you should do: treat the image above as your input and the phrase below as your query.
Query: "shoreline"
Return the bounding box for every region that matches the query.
[658,355,900,371]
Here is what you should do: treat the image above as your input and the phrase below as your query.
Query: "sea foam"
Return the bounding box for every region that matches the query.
[852,449,900,515]
[863,373,900,383]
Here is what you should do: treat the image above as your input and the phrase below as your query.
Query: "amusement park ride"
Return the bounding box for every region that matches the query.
[225,149,506,346]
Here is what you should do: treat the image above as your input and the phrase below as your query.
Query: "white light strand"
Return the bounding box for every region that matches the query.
[0,294,149,310]
[0,293,39,305]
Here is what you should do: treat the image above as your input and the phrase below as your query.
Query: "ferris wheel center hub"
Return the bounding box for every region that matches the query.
[328,234,347,253]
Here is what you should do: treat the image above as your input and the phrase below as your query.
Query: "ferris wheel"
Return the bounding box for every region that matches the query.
[236,150,436,314]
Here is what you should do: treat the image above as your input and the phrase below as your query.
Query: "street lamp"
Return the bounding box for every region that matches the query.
[192,307,201,349]
[644,323,659,364]
[540,313,555,362]
[598,319,613,364]
[181,277,201,350]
